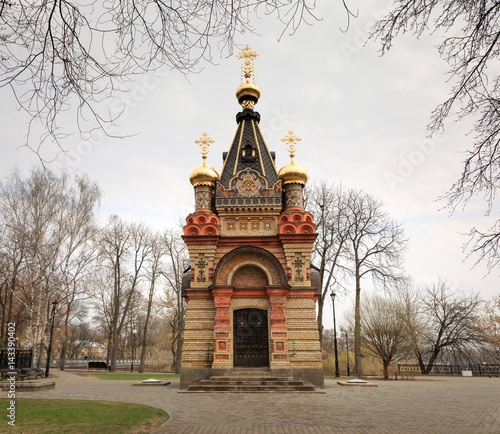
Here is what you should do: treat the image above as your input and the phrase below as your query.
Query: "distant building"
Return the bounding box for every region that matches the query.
[181,46,323,389]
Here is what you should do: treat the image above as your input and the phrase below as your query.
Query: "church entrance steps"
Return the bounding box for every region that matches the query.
[231,367,270,374]
[181,372,325,393]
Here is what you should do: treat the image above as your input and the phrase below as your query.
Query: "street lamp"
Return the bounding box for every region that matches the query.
[45,299,58,378]
[330,291,340,378]
[341,328,350,377]
[130,329,137,372]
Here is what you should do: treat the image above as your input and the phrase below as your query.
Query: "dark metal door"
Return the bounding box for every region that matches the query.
[233,309,269,367]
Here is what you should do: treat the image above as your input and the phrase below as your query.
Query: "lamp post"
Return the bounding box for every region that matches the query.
[341,328,350,377]
[330,291,340,378]
[130,329,137,372]
[45,299,58,378]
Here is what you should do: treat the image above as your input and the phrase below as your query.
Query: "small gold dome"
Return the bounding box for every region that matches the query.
[189,162,219,187]
[278,160,308,185]
[236,83,261,103]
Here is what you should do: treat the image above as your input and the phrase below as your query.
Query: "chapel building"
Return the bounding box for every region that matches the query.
[180,46,324,389]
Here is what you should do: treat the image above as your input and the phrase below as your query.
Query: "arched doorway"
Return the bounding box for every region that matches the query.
[233,308,269,367]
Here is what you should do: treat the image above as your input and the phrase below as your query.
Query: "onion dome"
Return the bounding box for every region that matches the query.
[190,162,218,187]
[278,160,308,185]
[190,132,219,186]
[236,82,261,106]
[278,130,308,185]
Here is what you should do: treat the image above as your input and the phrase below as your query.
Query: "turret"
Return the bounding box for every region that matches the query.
[278,131,308,210]
[189,132,218,211]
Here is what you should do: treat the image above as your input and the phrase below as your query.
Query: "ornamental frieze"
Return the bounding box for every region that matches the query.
[216,168,281,199]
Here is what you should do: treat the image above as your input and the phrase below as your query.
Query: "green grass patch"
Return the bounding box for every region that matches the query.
[0,399,169,433]
[76,372,179,381]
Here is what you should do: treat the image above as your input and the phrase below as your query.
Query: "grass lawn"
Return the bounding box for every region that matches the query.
[0,399,168,433]
[75,372,179,381]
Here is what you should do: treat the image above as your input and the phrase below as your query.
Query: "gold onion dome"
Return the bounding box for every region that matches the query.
[190,162,218,187]
[278,160,308,185]
[278,130,308,185]
[190,132,218,187]
[236,82,261,104]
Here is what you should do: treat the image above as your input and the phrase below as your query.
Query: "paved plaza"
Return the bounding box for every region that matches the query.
[1,369,499,433]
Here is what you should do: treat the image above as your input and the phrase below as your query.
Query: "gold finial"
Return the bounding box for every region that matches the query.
[195,132,215,165]
[237,45,259,84]
[281,130,302,162]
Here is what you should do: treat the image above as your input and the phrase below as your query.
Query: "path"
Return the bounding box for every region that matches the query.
[1,370,498,433]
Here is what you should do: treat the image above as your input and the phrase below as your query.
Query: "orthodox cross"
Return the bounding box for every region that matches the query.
[196,257,207,282]
[292,257,305,281]
[281,130,302,163]
[195,132,214,164]
[237,45,259,84]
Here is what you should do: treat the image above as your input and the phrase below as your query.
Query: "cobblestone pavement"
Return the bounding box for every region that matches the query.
[2,370,499,433]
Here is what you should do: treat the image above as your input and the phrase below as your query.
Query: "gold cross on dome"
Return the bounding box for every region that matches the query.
[237,45,259,84]
[281,130,302,161]
[195,132,215,162]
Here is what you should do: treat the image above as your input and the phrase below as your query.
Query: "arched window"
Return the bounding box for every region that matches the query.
[241,143,256,162]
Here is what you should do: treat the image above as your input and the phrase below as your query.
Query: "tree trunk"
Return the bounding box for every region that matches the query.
[354,265,362,378]
[139,280,155,373]
[7,289,13,339]
[174,296,184,374]
[139,327,148,374]
[317,295,324,348]
[0,283,7,340]
[110,328,118,372]
[383,359,390,380]
[60,307,71,370]
[416,351,426,374]
[109,277,121,372]
[32,288,43,368]
[422,348,440,375]
[105,336,112,367]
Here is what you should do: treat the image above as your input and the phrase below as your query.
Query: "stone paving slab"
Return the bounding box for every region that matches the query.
[337,381,377,387]
[1,370,498,433]
[131,380,171,387]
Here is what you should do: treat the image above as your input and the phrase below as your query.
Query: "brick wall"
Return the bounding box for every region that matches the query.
[181,299,215,368]
[232,265,268,287]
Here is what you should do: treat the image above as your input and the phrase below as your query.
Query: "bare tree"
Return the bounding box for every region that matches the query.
[0,167,100,367]
[360,294,411,380]
[97,216,152,371]
[0,1,324,155]
[65,321,98,359]
[52,175,101,369]
[138,232,164,373]
[399,280,483,374]
[346,190,407,377]
[308,182,352,345]
[161,227,188,374]
[372,1,500,271]
[475,294,500,360]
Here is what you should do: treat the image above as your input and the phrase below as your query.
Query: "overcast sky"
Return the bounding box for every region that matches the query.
[2,0,498,328]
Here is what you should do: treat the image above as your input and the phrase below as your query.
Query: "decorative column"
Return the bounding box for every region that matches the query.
[211,287,233,368]
[283,183,304,209]
[194,185,214,211]
[267,288,291,369]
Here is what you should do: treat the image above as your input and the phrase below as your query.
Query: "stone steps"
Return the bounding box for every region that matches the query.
[183,370,321,393]
[208,376,293,382]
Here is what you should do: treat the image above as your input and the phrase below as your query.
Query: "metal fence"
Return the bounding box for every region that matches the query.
[0,350,33,369]
[50,358,173,369]
[398,363,500,376]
